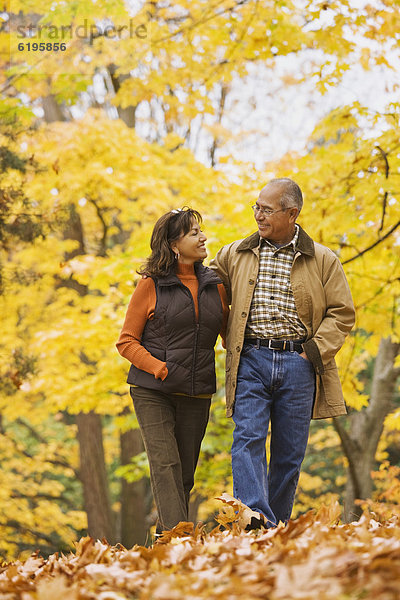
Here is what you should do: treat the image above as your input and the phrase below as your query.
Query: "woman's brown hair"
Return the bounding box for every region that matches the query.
[138,207,203,277]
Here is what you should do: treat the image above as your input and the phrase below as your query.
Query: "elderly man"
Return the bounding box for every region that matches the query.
[210,178,355,527]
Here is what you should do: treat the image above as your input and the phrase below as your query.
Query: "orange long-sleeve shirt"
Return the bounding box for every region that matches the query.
[116,262,229,381]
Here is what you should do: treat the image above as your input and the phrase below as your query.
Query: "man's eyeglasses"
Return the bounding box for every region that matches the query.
[251,204,294,217]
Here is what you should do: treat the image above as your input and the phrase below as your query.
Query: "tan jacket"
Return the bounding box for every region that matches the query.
[209,226,356,419]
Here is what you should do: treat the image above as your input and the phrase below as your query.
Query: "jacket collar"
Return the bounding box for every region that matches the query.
[236,224,315,257]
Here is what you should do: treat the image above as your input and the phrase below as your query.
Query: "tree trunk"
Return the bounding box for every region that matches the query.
[209,84,228,167]
[42,94,68,122]
[334,336,400,522]
[107,65,137,128]
[59,205,115,541]
[76,411,115,542]
[120,415,148,547]
[189,492,206,524]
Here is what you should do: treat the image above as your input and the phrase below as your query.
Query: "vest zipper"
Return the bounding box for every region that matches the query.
[191,322,200,396]
[179,281,199,397]
[191,284,202,396]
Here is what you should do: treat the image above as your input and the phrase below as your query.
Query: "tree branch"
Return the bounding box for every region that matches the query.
[375,145,390,233]
[378,192,388,234]
[354,274,400,310]
[10,491,78,511]
[13,419,79,476]
[151,0,251,45]
[0,520,61,546]
[87,197,108,257]
[342,219,400,265]
[376,145,389,178]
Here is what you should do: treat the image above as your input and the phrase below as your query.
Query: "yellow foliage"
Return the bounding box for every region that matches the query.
[1,0,400,559]
[385,409,400,431]
[357,462,400,522]
[2,100,399,555]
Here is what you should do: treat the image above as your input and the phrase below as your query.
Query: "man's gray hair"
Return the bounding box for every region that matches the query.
[269,178,303,213]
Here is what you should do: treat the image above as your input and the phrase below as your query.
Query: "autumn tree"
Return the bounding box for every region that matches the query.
[271,102,400,520]
[0,106,249,554]
[1,0,400,557]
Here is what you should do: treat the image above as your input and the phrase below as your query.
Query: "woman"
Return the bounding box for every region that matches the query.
[117,207,229,534]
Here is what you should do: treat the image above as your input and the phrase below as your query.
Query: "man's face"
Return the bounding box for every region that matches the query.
[254,184,298,245]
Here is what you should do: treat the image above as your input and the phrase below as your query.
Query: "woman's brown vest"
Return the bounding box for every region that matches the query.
[127,263,223,396]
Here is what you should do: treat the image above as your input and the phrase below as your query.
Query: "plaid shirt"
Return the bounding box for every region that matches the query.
[245,225,307,340]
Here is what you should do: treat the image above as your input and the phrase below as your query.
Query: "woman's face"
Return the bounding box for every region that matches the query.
[172,219,207,264]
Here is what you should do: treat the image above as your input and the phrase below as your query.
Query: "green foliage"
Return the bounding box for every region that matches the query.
[115,452,150,484]
[0,416,86,559]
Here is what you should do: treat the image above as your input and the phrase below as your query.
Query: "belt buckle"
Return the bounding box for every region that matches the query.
[269,340,295,352]
[268,339,280,351]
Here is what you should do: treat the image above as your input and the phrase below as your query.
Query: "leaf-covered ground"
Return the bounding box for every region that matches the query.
[1,499,399,600]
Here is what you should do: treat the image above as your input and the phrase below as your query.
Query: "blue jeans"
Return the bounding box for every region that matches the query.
[232,342,315,526]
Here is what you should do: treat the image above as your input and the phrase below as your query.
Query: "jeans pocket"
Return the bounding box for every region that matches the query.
[294,351,314,371]
[241,342,258,357]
